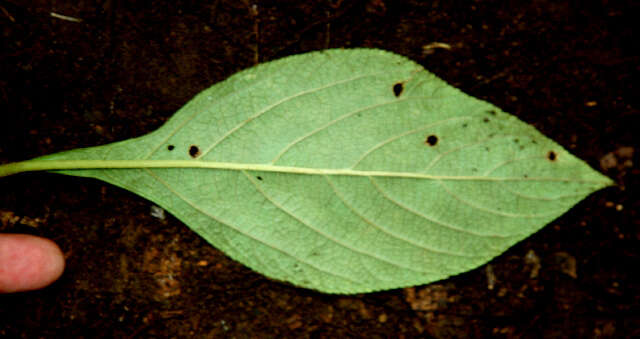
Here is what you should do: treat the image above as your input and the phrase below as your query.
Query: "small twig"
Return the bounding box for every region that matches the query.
[50,11,83,23]
[422,42,453,55]
[243,1,260,64]
[1,5,15,22]
[250,4,259,64]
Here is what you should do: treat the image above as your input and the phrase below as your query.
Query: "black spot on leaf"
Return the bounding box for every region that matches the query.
[189,145,200,158]
[425,135,438,146]
[488,110,497,116]
[393,82,403,97]
[547,151,557,161]
[462,123,468,128]
[483,117,490,123]
[167,145,175,151]
[256,176,263,181]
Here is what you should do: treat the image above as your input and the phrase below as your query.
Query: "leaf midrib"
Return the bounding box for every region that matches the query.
[1,159,610,184]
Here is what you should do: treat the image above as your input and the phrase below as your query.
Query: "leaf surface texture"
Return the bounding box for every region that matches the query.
[37,49,612,293]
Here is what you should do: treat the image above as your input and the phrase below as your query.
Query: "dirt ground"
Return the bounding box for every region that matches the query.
[0,0,638,337]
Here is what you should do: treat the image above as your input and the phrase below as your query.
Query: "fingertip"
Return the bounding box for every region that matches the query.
[0,233,65,293]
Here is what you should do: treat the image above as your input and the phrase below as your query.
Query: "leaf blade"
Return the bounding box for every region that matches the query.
[27,49,612,293]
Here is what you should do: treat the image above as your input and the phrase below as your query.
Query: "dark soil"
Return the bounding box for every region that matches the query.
[1,1,638,337]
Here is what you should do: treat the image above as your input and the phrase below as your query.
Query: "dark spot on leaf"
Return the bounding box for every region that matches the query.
[488,110,497,116]
[513,138,519,143]
[167,145,175,151]
[256,176,263,181]
[483,117,490,123]
[471,167,478,172]
[547,151,557,161]
[485,146,490,151]
[462,123,468,128]
[523,174,529,178]
[393,82,403,97]
[189,145,200,158]
[531,140,538,144]
[425,135,438,146]
[519,145,525,150]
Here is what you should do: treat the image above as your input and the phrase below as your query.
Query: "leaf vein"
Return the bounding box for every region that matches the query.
[367,177,509,238]
[200,72,387,159]
[436,180,565,218]
[144,168,359,284]
[422,133,519,172]
[142,59,327,160]
[270,95,447,164]
[350,116,473,169]
[499,183,588,201]
[324,175,475,259]
[242,171,429,274]
[483,155,544,176]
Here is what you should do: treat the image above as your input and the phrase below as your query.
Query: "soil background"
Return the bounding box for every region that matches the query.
[0,1,638,338]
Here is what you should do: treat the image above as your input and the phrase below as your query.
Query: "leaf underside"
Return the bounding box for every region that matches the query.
[37,49,611,293]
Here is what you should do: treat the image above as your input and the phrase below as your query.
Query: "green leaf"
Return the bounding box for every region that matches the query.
[0,49,612,293]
